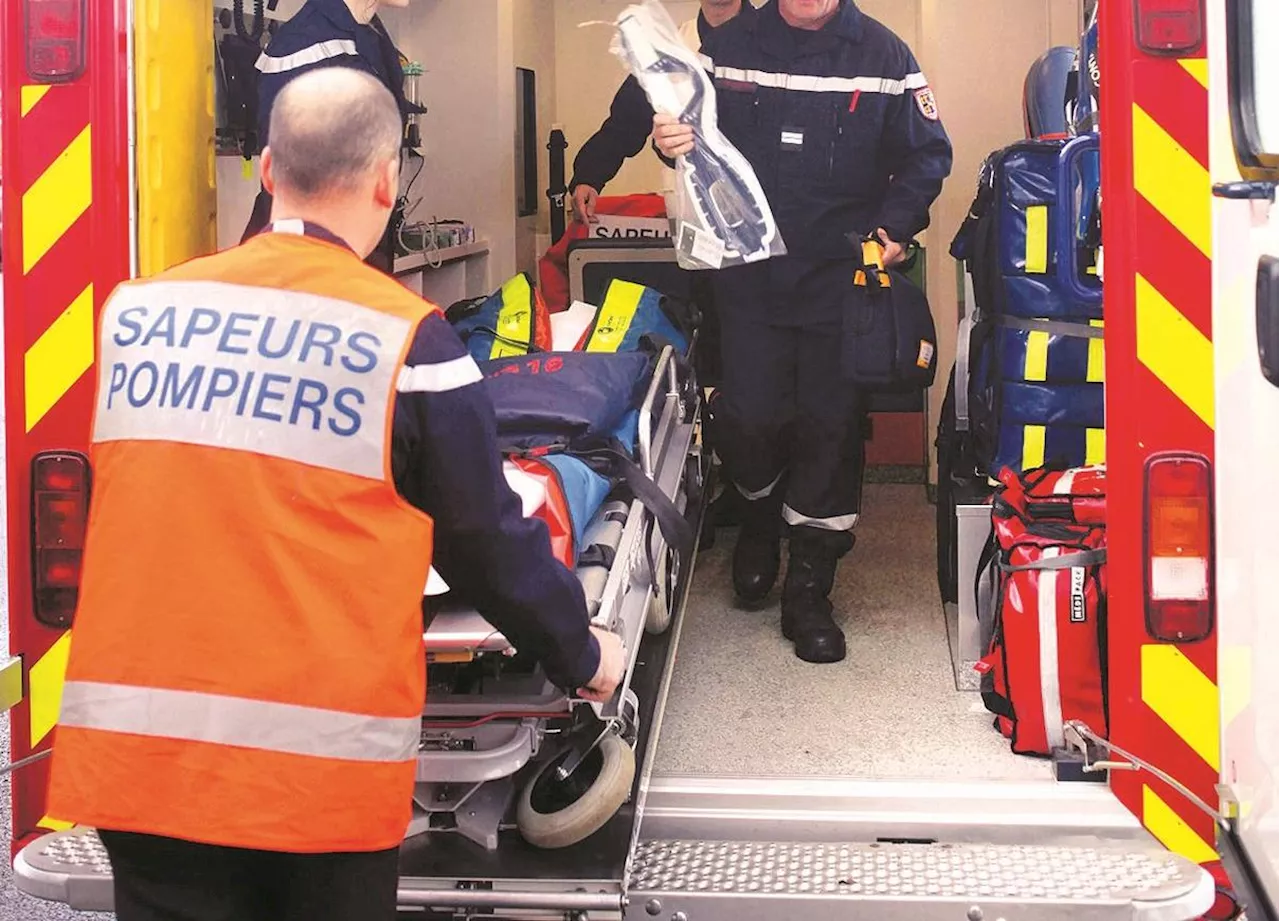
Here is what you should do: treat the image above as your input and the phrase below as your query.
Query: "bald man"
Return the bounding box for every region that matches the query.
[46,67,623,921]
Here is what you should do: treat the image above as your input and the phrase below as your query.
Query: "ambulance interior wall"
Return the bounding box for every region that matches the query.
[212,0,1082,452]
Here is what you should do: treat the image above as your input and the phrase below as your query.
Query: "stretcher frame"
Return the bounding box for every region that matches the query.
[414,341,701,852]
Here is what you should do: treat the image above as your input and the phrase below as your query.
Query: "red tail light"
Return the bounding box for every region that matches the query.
[32,452,90,628]
[1144,453,1214,642]
[1134,0,1204,55]
[24,0,86,83]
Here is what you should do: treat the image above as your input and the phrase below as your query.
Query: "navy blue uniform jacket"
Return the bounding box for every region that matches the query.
[700,0,953,258]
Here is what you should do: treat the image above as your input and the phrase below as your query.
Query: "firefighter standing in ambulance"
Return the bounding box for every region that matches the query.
[653,0,952,663]
[45,68,624,921]
[240,0,422,271]
[569,0,751,225]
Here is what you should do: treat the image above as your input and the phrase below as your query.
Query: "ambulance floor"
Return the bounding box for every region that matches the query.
[654,483,1052,782]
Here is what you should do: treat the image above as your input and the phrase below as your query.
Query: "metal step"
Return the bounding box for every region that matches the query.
[629,838,1215,921]
[13,828,113,912]
[14,828,1216,919]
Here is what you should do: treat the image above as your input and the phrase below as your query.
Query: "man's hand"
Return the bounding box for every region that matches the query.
[876,228,907,267]
[653,113,695,159]
[578,626,625,703]
[572,185,600,225]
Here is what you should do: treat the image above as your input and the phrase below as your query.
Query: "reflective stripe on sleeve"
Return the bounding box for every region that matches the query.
[397,356,483,394]
[255,39,358,74]
[58,680,421,763]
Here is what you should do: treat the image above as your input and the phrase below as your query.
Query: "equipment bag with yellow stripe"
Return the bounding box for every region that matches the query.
[574,277,695,356]
[946,137,1106,481]
[447,272,552,362]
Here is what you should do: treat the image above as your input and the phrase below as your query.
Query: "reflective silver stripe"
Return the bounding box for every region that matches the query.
[255,39,358,74]
[1055,469,1078,494]
[736,471,782,501]
[782,505,859,531]
[93,279,412,481]
[59,680,420,763]
[711,63,925,96]
[1037,548,1065,750]
[397,356,482,394]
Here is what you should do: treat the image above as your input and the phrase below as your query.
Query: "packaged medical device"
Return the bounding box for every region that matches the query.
[612,0,786,270]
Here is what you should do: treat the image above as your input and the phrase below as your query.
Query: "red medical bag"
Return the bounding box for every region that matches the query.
[976,465,1109,756]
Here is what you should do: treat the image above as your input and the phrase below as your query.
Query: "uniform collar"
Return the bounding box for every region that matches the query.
[264,219,355,253]
[756,0,865,56]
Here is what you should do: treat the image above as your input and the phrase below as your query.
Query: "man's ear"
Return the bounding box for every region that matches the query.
[373,157,399,209]
[261,148,276,195]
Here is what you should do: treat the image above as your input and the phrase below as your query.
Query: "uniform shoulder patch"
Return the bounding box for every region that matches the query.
[914,86,938,121]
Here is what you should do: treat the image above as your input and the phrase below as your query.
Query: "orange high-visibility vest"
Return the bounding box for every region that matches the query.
[46,228,436,853]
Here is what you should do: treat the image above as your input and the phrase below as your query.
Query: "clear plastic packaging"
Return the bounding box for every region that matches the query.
[611,0,786,270]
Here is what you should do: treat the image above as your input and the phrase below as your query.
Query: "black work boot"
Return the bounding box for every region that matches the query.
[731,494,782,604]
[781,532,853,663]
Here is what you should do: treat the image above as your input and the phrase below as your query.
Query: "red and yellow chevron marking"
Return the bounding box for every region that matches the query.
[2,18,131,838]
[11,80,97,838]
[1097,8,1221,873]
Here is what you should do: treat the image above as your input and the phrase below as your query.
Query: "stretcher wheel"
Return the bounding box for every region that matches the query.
[516,733,636,850]
[645,539,675,635]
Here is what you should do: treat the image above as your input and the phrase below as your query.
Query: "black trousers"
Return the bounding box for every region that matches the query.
[711,257,868,537]
[98,829,400,921]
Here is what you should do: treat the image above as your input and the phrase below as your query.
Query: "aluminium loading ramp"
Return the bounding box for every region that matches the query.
[13,485,1216,919]
[11,810,1217,919]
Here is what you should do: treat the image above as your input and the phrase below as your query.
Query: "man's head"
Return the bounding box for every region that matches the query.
[261,67,402,258]
[778,0,840,30]
[699,0,742,27]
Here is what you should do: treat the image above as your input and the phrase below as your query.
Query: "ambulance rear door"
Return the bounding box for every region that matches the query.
[1209,0,1278,916]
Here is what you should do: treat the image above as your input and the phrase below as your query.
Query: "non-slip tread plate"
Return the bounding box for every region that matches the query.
[23,829,110,875]
[629,840,1202,902]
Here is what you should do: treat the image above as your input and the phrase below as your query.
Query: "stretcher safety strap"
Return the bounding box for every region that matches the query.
[256,39,359,74]
[58,680,421,763]
[706,61,929,96]
[782,504,858,532]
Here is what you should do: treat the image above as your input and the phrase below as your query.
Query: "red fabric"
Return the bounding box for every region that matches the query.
[511,457,574,569]
[538,194,669,312]
[1018,464,1107,525]
[979,464,1110,757]
[528,280,554,351]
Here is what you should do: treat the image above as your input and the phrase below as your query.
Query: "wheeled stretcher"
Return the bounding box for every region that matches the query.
[414,338,703,852]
